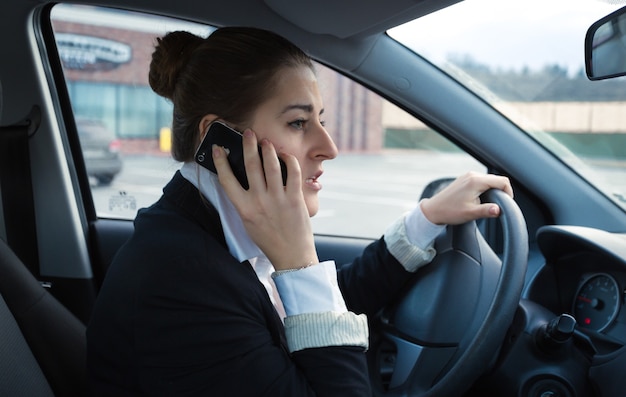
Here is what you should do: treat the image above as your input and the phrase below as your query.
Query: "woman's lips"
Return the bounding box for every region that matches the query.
[304,171,323,191]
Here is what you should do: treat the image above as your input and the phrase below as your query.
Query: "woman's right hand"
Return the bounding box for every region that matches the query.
[420,171,513,225]
[212,129,319,271]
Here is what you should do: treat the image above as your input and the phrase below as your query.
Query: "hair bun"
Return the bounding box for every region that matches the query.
[149,31,204,99]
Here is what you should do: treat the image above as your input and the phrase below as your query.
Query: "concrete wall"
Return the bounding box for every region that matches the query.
[384,100,626,134]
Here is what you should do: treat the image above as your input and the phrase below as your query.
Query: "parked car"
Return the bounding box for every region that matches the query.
[76,119,122,186]
[1,0,626,396]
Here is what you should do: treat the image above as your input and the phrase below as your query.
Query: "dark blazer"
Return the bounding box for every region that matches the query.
[86,171,415,396]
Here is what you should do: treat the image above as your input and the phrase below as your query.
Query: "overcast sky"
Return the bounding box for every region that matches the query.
[389,0,625,74]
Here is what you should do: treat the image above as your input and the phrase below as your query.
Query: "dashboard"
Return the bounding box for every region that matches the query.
[530,226,626,348]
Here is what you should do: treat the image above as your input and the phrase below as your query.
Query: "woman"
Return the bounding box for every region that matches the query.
[86,27,512,396]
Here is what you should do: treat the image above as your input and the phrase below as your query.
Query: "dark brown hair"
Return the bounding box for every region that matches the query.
[149,27,314,162]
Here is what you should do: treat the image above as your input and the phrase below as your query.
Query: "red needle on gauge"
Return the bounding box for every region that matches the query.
[577,295,600,309]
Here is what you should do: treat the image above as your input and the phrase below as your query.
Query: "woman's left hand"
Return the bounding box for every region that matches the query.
[212,129,319,271]
[420,172,513,225]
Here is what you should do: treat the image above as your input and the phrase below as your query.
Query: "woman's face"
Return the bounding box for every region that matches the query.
[247,66,338,217]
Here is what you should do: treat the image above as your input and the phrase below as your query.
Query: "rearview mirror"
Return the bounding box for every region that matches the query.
[585,5,626,80]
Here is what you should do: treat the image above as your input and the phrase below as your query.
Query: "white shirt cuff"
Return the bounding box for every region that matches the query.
[405,201,446,248]
[271,260,347,316]
[384,203,444,272]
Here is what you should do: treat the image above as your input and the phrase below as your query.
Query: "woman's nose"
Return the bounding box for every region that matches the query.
[312,124,338,160]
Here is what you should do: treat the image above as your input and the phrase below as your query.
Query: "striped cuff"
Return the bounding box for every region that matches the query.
[383,212,438,272]
[283,312,369,353]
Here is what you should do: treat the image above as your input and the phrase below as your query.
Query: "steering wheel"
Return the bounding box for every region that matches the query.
[369,188,528,396]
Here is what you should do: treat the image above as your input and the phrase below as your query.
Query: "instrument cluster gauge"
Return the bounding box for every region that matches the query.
[572,273,621,332]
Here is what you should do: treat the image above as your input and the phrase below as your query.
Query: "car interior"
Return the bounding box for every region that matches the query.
[2,0,626,396]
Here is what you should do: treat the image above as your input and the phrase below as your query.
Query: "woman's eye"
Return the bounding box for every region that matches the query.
[289,119,306,129]
[288,119,325,130]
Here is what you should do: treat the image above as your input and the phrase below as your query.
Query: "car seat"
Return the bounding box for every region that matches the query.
[0,237,87,396]
[0,83,87,395]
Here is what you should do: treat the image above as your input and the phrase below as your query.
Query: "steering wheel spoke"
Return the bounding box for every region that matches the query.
[376,331,458,392]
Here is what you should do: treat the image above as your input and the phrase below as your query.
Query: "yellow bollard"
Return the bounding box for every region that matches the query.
[159,127,172,152]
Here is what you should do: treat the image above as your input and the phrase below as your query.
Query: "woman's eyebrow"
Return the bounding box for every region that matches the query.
[280,104,313,114]
[280,104,325,117]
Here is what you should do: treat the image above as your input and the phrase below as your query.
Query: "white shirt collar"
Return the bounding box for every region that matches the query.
[179,161,262,262]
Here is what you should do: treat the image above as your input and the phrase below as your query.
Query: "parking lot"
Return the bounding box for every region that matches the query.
[91,150,484,238]
[91,149,626,238]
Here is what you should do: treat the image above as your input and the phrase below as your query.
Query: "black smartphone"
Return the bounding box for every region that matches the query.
[194,121,288,189]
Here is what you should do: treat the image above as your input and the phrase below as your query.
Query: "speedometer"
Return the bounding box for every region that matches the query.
[572,273,621,332]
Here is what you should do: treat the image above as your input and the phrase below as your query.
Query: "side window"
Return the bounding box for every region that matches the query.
[51,6,209,219]
[50,5,485,239]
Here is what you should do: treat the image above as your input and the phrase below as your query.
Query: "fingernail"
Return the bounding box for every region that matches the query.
[243,129,254,138]
[212,144,221,157]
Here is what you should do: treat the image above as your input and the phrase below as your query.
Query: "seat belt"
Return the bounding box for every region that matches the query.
[0,105,42,277]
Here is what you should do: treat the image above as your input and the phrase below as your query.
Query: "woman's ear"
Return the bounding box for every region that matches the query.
[198,114,219,141]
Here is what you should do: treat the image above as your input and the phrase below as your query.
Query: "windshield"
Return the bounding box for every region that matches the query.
[389,0,626,211]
